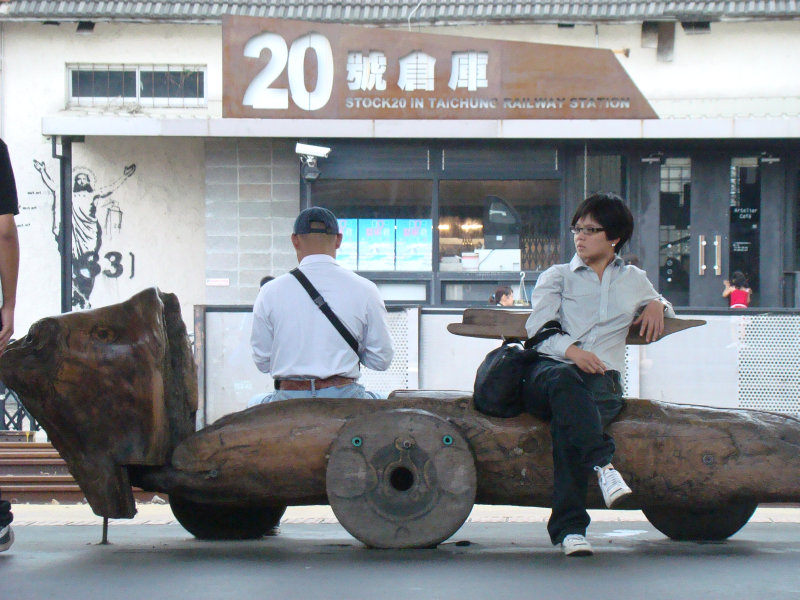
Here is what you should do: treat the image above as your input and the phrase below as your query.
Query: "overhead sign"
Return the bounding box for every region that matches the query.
[223,16,657,120]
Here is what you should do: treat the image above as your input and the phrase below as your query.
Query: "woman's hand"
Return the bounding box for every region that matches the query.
[633,299,665,343]
[565,344,606,374]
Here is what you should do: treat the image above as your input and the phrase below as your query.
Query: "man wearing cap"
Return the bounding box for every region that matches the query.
[249,206,394,404]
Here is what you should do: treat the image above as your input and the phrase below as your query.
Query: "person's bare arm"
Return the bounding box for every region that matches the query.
[722,280,733,298]
[0,213,19,354]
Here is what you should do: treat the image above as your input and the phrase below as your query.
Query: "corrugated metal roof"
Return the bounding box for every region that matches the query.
[1,0,799,24]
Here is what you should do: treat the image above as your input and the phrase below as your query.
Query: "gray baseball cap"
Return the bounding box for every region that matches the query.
[293,206,339,235]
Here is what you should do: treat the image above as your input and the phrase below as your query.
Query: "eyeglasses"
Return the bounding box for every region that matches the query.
[570,226,605,235]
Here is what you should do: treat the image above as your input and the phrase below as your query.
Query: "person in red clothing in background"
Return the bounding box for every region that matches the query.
[723,271,751,308]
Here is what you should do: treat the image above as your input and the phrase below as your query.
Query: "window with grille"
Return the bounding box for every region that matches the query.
[68,64,207,107]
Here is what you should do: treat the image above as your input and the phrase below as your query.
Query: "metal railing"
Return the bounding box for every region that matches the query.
[1,381,40,432]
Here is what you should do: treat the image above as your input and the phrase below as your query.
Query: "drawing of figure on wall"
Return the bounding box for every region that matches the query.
[34,161,136,308]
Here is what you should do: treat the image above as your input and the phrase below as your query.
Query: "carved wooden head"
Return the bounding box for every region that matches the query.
[0,287,197,517]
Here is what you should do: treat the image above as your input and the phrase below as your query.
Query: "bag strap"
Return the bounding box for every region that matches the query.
[524,320,566,350]
[290,268,360,357]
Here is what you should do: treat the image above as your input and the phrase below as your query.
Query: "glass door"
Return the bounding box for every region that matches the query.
[658,158,692,306]
[658,155,763,307]
[728,158,761,306]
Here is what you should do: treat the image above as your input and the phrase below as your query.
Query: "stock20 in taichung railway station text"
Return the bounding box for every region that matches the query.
[223,17,657,121]
[346,96,633,111]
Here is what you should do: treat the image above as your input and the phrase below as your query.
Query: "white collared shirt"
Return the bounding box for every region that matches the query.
[525,254,675,373]
[251,254,394,379]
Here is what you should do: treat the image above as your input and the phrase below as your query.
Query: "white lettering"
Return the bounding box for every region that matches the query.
[346,51,388,91]
[448,51,489,91]
[242,31,337,112]
[344,97,410,109]
[398,52,436,92]
[242,33,289,109]
[288,33,334,111]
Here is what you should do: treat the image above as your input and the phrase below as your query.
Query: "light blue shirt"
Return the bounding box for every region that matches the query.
[525,254,674,373]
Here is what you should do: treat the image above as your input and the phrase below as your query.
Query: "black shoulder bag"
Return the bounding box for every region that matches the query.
[290,268,360,357]
[472,320,565,418]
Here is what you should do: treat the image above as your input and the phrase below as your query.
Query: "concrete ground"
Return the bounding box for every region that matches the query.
[4,503,800,600]
[9,501,800,527]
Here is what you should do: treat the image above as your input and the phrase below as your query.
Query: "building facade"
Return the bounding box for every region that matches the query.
[1,1,799,333]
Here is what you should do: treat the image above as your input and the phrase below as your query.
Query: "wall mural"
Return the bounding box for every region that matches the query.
[34,161,137,309]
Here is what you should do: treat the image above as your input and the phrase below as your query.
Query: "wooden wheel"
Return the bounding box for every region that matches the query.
[642,502,757,541]
[169,494,286,540]
[326,409,477,549]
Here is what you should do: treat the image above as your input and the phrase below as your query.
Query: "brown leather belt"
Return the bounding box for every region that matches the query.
[276,375,356,391]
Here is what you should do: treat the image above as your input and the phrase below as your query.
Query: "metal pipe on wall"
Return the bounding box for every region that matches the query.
[52,136,74,314]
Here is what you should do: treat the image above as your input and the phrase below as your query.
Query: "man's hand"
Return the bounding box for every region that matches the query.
[633,299,666,343]
[565,344,606,374]
[0,303,13,355]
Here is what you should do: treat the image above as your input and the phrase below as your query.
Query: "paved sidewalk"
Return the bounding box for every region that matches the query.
[10,501,800,526]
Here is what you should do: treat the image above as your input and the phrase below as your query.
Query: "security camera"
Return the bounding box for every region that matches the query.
[295,143,331,159]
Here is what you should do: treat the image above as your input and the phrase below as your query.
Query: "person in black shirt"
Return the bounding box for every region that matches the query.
[0,137,19,552]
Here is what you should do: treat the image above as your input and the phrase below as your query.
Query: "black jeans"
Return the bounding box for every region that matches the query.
[0,489,12,528]
[522,358,624,544]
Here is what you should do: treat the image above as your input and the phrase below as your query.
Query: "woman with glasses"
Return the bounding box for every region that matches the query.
[523,192,674,557]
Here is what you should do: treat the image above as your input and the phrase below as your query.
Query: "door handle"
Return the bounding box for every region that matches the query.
[713,235,722,276]
[698,235,707,276]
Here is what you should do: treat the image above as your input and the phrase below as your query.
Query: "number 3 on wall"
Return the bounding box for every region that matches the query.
[242,32,334,111]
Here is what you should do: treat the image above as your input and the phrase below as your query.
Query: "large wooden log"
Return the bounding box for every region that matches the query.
[0,288,197,518]
[134,391,800,512]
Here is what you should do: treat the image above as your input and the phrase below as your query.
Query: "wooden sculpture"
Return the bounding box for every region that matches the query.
[2,289,799,548]
[0,288,197,518]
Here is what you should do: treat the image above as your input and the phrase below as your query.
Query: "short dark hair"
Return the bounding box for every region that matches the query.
[571,192,634,252]
[489,285,512,305]
[731,271,748,288]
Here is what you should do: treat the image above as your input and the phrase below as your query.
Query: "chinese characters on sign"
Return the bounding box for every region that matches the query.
[223,16,658,120]
[448,51,489,92]
[345,48,631,113]
[348,50,492,104]
[347,52,388,91]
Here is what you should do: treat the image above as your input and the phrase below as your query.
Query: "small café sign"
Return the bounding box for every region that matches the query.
[223,16,657,120]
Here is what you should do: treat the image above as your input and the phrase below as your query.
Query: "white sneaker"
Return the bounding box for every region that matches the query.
[595,464,632,508]
[0,525,13,552]
[561,534,593,557]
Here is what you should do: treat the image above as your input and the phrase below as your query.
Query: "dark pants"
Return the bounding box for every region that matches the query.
[522,358,624,545]
[0,489,12,528]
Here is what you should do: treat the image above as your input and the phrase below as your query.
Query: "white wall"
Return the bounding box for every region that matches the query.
[70,136,206,325]
[1,22,218,331]
[420,20,800,118]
